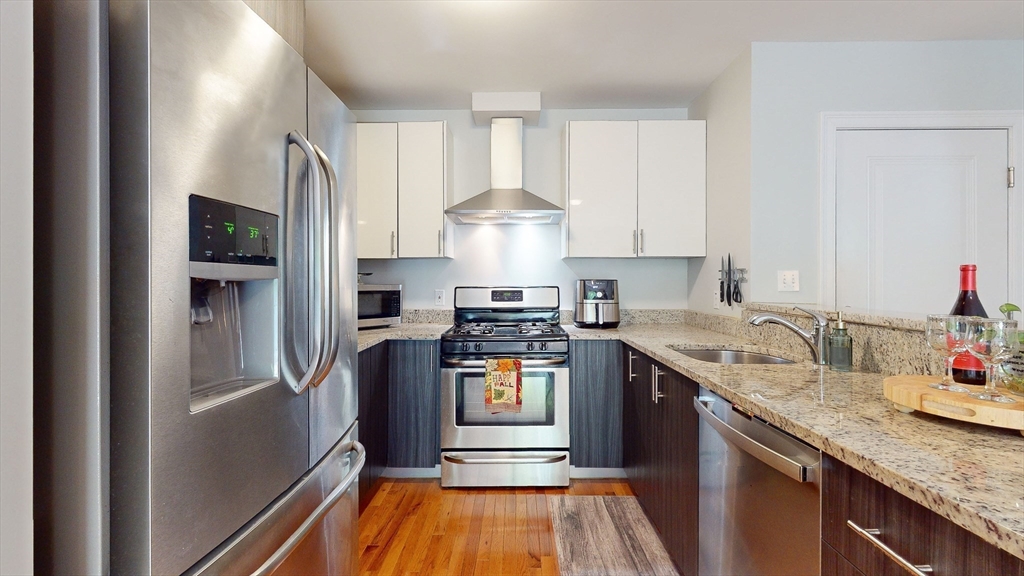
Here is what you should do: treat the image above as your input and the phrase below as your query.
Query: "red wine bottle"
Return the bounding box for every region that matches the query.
[950,264,987,385]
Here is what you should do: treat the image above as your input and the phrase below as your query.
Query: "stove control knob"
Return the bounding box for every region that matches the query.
[527,342,535,351]
[461,343,470,352]
[474,343,484,352]
[540,342,548,351]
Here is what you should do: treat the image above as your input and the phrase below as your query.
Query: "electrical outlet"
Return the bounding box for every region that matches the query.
[434,289,445,306]
[778,270,800,292]
[713,287,720,309]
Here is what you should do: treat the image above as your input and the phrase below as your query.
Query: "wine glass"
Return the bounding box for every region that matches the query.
[964,318,1019,403]
[925,315,970,393]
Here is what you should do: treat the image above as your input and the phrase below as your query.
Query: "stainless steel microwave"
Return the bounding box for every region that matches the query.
[357,284,402,329]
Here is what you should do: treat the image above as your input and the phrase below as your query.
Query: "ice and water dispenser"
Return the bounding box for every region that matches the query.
[189,195,279,411]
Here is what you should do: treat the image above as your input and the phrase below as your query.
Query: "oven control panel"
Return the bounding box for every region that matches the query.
[440,340,568,356]
[491,290,523,302]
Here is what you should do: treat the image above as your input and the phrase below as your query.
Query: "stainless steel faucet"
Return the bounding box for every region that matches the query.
[747,307,830,364]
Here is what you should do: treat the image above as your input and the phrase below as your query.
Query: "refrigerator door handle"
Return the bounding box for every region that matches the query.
[252,441,366,576]
[285,130,325,394]
[312,144,341,382]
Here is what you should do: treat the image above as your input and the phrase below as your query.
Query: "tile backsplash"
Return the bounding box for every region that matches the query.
[400,305,942,376]
[684,306,942,376]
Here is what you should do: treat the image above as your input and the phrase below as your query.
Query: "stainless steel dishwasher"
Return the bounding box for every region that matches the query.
[695,388,821,576]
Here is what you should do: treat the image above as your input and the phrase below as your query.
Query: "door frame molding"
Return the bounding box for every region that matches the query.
[819,110,1024,310]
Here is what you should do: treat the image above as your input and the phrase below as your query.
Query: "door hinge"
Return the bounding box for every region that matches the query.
[1009,166,1015,188]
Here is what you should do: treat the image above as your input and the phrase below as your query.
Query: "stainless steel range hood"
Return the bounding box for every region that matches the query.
[445,118,563,224]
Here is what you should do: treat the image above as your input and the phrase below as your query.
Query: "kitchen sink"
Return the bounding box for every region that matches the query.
[669,347,794,365]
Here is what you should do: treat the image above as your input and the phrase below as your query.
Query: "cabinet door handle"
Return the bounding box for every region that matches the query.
[632,230,637,255]
[639,229,645,255]
[651,366,664,403]
[846,520,933,575]
[628,352,637,381]
[438,229,442,256]
[391,231,396,257]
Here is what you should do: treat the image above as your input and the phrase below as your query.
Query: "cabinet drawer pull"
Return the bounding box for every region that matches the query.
[639,229,645,255]
[628,351,637,381]
[438,229,442,256]
[846,520,933,575]
[632,230,637,255]
[391,231,396,256]
[651,366,664,404]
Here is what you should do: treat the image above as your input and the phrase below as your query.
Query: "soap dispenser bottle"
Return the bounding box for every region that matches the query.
[829,312,852,372]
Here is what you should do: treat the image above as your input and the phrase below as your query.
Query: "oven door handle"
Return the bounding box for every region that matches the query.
[443,454,568,465]
[442,357,568,367]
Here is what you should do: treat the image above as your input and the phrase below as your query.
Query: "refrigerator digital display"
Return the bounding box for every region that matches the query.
[189,195,278,266]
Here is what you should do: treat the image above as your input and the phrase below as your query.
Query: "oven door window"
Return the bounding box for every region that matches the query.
[454,370,555,426]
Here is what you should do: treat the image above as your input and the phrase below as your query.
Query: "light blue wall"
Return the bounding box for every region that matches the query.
[749,40,1024,304]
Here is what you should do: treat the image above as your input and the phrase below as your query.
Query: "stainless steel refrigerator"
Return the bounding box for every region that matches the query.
[33,1,361,573]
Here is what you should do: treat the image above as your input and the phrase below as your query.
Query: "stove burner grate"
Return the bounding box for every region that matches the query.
[451,322,495,336]
[517,322,557,335]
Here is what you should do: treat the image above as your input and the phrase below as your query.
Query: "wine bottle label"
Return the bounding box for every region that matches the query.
[951,351,984,371]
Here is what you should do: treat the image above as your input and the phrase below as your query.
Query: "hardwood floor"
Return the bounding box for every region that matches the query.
[358,479,635,575]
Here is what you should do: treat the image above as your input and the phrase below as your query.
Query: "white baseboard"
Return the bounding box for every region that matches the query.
[382,466,627,480]
[569,467,627,479]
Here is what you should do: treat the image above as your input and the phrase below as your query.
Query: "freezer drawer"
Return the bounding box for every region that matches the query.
[186,429,365,575]
[696,389,821,576]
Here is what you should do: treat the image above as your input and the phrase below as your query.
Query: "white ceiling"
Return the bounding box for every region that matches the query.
[305,1,1024,110]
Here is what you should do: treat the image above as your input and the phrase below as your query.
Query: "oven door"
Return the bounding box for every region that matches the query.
[440,357,569,450]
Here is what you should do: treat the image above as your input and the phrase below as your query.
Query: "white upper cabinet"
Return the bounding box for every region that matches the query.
[638,120,706,257]
[356,123,398,258]
[563,120,706,258]
[565,121,639,258]
[398,121,452,258]
[356,121,453,259]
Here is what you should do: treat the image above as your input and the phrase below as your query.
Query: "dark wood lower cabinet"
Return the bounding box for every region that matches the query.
[569,339,622,468]
[821,453,1024,576]
[822,542,866,576]
[356,342,389,513]
[387,340,440,469]
[622,345,699,576]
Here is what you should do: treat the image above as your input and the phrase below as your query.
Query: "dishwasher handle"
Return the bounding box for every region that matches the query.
[694,396,817,483]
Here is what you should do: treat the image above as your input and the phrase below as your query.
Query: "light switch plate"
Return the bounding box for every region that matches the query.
[435,289,445,306]
[778,270,800,292]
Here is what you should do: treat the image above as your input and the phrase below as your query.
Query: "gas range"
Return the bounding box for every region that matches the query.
[440,287,568,357]
[439,286,570,488]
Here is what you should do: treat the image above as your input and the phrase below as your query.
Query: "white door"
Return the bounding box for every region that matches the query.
[356,123,397,259]
[398,121,445,258]
[835,129,1010,315]
[566,121,638,258]
[638,120,706,257]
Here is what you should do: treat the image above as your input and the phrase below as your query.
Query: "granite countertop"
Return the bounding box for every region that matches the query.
[356,323,449,351]
[357,322,1024,559]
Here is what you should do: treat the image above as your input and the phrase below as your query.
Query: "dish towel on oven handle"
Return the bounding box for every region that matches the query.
[485,358,522,414]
